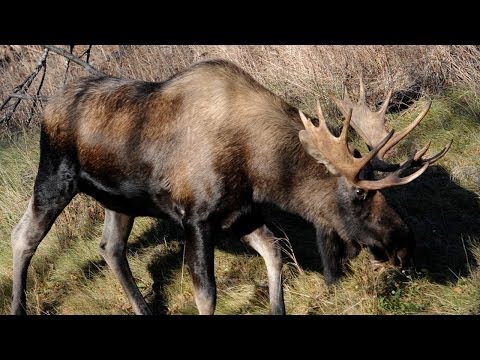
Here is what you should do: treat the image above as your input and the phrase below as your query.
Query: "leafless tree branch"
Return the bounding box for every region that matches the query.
[9,93,48,102]
[0,48,49,124]
[1,45,105,126]
[28,56,48,125]
[44,45,106,76]
[63,45,75,84]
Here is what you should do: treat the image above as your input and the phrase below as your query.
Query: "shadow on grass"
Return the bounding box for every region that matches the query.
[384,165,480,284]
[38,218,186,314]
[208,165,478,290]
[269,166,479,286]
[130,220,185,314]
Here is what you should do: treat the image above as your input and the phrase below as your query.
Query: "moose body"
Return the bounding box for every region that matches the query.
[11,59,450,315]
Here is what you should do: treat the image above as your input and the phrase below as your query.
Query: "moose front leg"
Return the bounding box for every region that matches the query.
[241,225,285,315]
[184,221,216,315]
[315,226,346,285]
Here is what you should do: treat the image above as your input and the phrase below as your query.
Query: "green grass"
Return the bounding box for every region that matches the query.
[0,88,479,315]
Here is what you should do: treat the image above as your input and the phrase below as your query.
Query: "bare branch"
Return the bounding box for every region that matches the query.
[28,56,49,126]
[0,98,22,124]
[44,45,106,76]
[0,48,50,125]
[0,48,49,112]
[9,93,48,102]
[63,45,75,84]
[80,45,93,63]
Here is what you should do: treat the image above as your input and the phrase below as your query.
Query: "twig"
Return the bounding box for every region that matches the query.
[180,241,186,294]
[270,222,304,275]
[0,98,22,124]
[84,45,93,63]
[283,288,315,299]
[77,45,92,60]
[0,48,49,112]
[1,45,104,126]
[461,236,472,275]
[9,93,48,102]
[44,45,106,76]
[447,267,461,280]
[27,53,48,126]
[63,45,74,84]
[0,48,49,125]
[341,297,366,315]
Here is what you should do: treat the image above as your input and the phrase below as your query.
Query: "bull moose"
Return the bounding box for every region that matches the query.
[11,59,451,315]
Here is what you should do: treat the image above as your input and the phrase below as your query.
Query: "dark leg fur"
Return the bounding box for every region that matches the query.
[184,220,216,315]
[11,132,78,314]
[316,226,349,285]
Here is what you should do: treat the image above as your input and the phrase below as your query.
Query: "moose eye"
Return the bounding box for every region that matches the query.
[355,188,366,199]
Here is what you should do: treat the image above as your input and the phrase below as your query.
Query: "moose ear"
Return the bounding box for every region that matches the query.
[299,130,340,176]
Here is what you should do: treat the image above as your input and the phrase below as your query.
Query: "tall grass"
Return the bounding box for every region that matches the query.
[2,45,480,129]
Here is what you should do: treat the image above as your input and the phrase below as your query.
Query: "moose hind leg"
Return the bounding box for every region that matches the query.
[99,209,152,315]
[242,225,285,315]
[11,164,77,314]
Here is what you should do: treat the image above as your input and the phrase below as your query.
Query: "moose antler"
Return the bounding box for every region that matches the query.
[331,77,452,170]
[299,101,430,190]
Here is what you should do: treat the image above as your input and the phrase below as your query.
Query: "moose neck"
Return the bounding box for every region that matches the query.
[251,130,343,231]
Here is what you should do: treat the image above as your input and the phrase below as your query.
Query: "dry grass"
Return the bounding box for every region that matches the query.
[0,45,479,315]
[2,45,480,130]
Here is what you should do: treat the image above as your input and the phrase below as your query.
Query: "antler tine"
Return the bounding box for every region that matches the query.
[377,101,432,160]
[334,76,390,149]
[358,129,394,170]
[299,109,315,131]
[358,75,366,104]
[316,99,325,123]
[316,99,353,146]
[378,89,393,116]
[413,141,431,161]
[357,160,430,190]
[414,139,453,165]
[340,107,352,141]
[343,85,351,101]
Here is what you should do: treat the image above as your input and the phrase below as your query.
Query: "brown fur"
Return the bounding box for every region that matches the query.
[42,62,313,214]
[12,59,420,315]
[40,60,412,245]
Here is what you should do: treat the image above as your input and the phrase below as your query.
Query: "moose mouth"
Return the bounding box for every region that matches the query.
[367,242,411,266]
[370,251,413,272]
